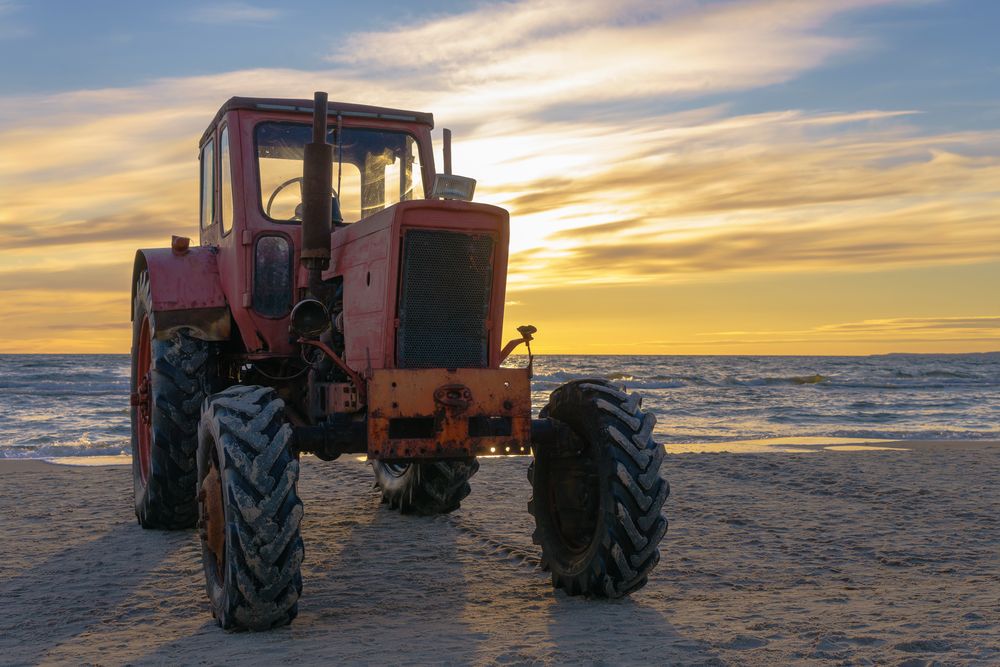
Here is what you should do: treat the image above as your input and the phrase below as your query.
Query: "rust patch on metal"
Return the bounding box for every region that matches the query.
[368,368,531,459]
[434,384,472,412]
[198,461,225,573]
[136,374,151,425]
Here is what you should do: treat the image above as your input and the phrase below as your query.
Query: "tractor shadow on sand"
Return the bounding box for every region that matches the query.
[544,592,719,664]
[298,489,488,659]
[138,462,486,662]
[0,521,189,664]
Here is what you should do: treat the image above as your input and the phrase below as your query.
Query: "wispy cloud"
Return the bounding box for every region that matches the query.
[328,0,937,129]
[189,2,282,24]
[0,1,30,39]
[0,262,130,293]
[683,315,1000,347]
[0,292,127,353]
[0,213,182,250]
[498,109,1000,288]
[0,0,995,352]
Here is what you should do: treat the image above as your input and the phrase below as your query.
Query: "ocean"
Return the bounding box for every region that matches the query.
[1,353,998,459]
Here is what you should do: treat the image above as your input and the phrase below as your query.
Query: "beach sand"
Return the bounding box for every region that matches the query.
[1,442,998,665]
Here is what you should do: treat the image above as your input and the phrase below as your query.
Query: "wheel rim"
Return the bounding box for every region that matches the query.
[381,462,410,478]
[135,314,153,485]
[544,444,600,557]
[199,456,226,581]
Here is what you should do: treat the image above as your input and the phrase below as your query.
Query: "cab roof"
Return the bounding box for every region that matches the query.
[200,96,435,146]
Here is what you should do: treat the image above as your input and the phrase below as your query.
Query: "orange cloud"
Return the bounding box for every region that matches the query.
[690,315,1000,347]
[0,0,996,354]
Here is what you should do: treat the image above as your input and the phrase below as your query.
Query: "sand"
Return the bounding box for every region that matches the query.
[1,442,998,666]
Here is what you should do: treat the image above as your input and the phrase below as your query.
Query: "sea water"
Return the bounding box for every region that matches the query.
[1,353,998,458]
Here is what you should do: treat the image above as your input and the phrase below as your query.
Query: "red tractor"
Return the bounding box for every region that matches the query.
[129,92,668,630]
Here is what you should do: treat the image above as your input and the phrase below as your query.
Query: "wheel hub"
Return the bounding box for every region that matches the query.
[136,373,151,425]
[198,461,225,572]
[134,315,153,484]
[542,426,600,556]
[381,461,410,478]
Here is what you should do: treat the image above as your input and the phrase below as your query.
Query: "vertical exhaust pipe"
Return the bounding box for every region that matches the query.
[443,128,452,175]
[300,91,332,272]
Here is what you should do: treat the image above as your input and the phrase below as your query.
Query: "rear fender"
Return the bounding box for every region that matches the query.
[132,247,231,342]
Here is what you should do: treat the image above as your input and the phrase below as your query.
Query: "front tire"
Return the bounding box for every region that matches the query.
[529,379,668,597]
[373,459,479,515]
[197,385,303,631]
[131,271,216,529]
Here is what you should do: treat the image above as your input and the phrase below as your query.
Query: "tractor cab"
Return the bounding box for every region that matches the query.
[256,121,425,223]
[192,97,439,357]
[196,96,436,247]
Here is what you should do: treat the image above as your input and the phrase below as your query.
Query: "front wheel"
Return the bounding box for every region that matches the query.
[529,379,668,597]
[197,385,303,631]
[131,270,216,529]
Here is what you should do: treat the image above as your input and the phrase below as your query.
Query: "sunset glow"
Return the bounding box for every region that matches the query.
[0,0,997,354]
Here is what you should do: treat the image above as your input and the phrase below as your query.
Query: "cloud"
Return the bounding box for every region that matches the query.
[0,0,995,352]
[823,316,1000,332]
[685,315,1000,347]
[0,213,182,250]
[0,291,128,353]
[329,0,928,127]
[42,321,126,331]
[512,201,1000,286]
[497,108,1000,288]
[0,1,30,39]
[189,2,282,24]
[0,262,131,293]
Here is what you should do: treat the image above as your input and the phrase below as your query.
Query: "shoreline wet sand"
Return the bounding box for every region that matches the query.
[1,442,997,665]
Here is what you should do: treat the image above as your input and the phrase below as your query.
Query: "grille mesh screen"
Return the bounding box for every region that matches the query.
[397,229,494,368]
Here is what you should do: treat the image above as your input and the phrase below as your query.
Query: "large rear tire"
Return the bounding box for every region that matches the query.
[373,459,479,515]
[131,271,217,529]
[197,385,304,631]
[529,379,668,597]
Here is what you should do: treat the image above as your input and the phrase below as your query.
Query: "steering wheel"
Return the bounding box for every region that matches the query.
[265,177,304,220]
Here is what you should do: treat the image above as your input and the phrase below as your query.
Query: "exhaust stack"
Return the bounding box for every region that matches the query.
[300,91,332,271]
[443,128,452,175]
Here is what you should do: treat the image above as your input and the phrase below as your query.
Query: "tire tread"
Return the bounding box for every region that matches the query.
[529,378,668,598]
[132,271,216,529]
[199,385,303,631]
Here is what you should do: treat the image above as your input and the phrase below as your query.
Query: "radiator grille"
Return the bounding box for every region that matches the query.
[397,229,494,368]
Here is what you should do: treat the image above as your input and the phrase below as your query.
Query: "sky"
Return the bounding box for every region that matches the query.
[0,0,997,354]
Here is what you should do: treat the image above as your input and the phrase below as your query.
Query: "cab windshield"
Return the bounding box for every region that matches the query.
[256,121,424,223]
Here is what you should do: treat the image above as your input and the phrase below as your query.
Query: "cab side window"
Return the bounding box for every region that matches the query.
[200,139,215,229]
[220,126,234,235]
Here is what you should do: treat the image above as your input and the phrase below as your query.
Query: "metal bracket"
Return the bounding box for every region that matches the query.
[499,324,537,377]
[434,384,472,411]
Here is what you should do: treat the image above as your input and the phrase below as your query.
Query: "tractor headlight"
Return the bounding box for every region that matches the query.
[431,174,476,201]
[290,299,330,339]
